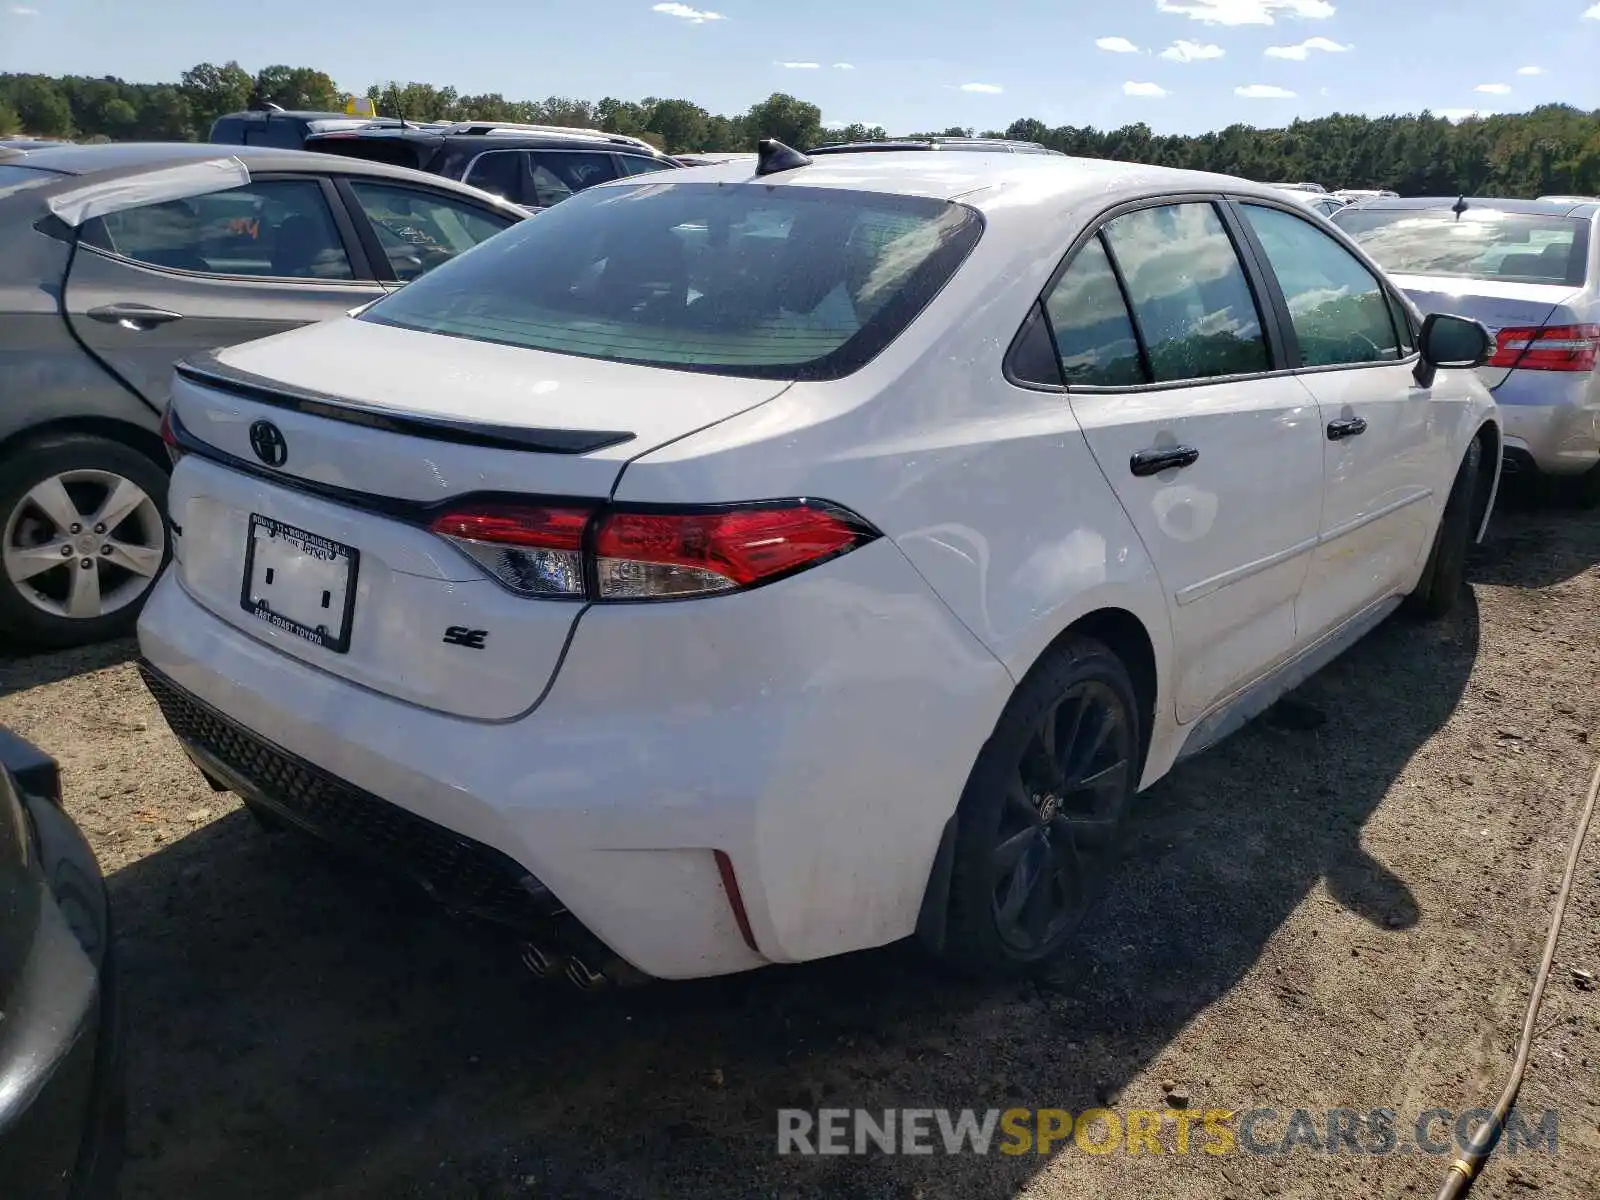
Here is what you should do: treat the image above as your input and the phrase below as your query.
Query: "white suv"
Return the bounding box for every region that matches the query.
[138,148,1499,985]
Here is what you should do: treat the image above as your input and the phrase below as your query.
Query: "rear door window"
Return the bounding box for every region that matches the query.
[617,154,674,177]
[1041,235,1146,386]
[524,151,619,207]
[462,151,524,204]
[346,181,515,281]
[1101,201,1270,383]
[80,179,354,280]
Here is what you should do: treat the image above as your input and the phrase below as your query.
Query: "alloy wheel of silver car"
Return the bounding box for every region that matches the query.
[2,468,166,621]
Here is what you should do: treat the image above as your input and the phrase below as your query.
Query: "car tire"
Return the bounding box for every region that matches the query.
[0,433,170,649]
[1557,461,1600,510]
[938,634,1140,979]
[1405,436,1482,621]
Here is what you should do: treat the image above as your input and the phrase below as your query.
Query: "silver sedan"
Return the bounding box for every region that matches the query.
[0,142,524,647]
[1334,196,1600,504]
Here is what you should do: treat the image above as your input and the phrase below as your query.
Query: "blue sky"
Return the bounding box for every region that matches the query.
[5,0,1600,135]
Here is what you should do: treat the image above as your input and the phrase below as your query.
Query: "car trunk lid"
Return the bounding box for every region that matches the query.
[166,318,790,719]
[1390,274,1584,390]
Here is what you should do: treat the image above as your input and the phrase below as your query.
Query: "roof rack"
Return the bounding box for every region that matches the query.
[436,121,658,151]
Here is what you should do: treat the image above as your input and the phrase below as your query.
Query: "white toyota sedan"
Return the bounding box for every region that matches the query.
[138,145,1499,985]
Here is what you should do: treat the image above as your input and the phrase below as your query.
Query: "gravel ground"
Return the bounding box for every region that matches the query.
[2,492,1597,1200]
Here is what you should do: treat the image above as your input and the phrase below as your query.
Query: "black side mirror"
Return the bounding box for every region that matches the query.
[1414,312,1492,387]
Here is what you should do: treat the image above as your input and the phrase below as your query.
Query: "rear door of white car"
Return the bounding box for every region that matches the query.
[1032,197,1325,723]
[1231,199,1445,644]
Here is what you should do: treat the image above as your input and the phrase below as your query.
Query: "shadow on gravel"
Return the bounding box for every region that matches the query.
[0,634,135,699]
[1471,478,1600,589]
[105,596,1485,1200]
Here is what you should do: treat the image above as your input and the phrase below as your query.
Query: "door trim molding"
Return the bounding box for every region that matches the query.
[1174,486,1434,609]
[1316,487,1434,546]
[1175,535,1317,607]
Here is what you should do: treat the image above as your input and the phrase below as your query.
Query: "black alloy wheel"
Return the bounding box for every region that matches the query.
[990,678,1134,954]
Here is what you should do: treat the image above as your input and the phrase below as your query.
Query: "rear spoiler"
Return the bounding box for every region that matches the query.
[47,156,250,227]
[173,352,635,456]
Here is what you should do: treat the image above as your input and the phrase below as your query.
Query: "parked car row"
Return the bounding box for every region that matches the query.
[8,132,1589,1002]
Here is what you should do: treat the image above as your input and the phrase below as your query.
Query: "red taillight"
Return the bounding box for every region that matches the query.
[159,405,187,464]
[427,500,875,600]
[1488,323,1600,372]
[431,504,588,550]
[594,505,867,599]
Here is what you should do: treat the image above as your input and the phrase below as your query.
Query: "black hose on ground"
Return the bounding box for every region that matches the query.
[1435,744,1600,1198]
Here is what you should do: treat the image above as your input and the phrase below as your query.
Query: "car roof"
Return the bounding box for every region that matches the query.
[3,143,528,217]
[1345,195,1600,218]
[307,122,668,155]
[216,109,351,121]
[10,141,299,175]
[628,151,1308,213]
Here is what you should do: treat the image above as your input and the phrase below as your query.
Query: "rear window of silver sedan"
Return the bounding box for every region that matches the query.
[1334,207,1590,288]
[358,180,984,380]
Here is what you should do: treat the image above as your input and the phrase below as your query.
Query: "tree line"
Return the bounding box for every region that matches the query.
[6,63,1600,197]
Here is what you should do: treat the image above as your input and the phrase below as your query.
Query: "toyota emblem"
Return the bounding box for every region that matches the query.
[248,420,287,467]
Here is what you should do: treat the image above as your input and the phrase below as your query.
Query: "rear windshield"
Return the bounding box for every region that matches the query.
[307,136,427,170]
[1333,207,1590,287]
[358,180,984,380]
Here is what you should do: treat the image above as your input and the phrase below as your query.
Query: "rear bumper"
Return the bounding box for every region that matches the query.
[0,741,122,1200]
[1493,371,1600,475]
[136,541,1013,980]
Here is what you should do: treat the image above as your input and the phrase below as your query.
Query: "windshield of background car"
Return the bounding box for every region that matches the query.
[358,180,985,380]
[1334,207,1591,287]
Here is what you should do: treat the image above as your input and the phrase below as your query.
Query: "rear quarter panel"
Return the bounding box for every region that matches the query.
[613,213,1181,785]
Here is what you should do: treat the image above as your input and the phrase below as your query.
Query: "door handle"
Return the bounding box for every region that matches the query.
[86,303,185,331]
[1129,445,1200,477]
[1326,416,1369,441]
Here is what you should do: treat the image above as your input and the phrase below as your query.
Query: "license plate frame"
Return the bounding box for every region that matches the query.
[239,514,359,654]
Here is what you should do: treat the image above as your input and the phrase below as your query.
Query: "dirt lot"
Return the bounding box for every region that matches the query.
[3,492,1598,1200]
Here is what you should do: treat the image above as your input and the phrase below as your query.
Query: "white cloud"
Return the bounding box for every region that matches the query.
[7,4,39,12]
[1235,83,1297,98]
[1437,107,1492,122]
[1475,82,1511,95]
[652,3,724,22]
[1096,36,1142,53]
[959,82,1003,93]
[1517,65,1544,75]
[832,62,855,70]
[1160,39,1225,61]
[1265,35,1350,58]
[1585,3,1600,18]
[1158,0,1334,24]
[778,61,820,69]
[1124,81,1170,96]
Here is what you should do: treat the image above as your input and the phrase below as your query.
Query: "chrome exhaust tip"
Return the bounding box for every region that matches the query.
[518,940,559,980]
[565,955,610,991]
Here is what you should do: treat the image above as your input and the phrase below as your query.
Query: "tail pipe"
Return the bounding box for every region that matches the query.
[518,937,649,991]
